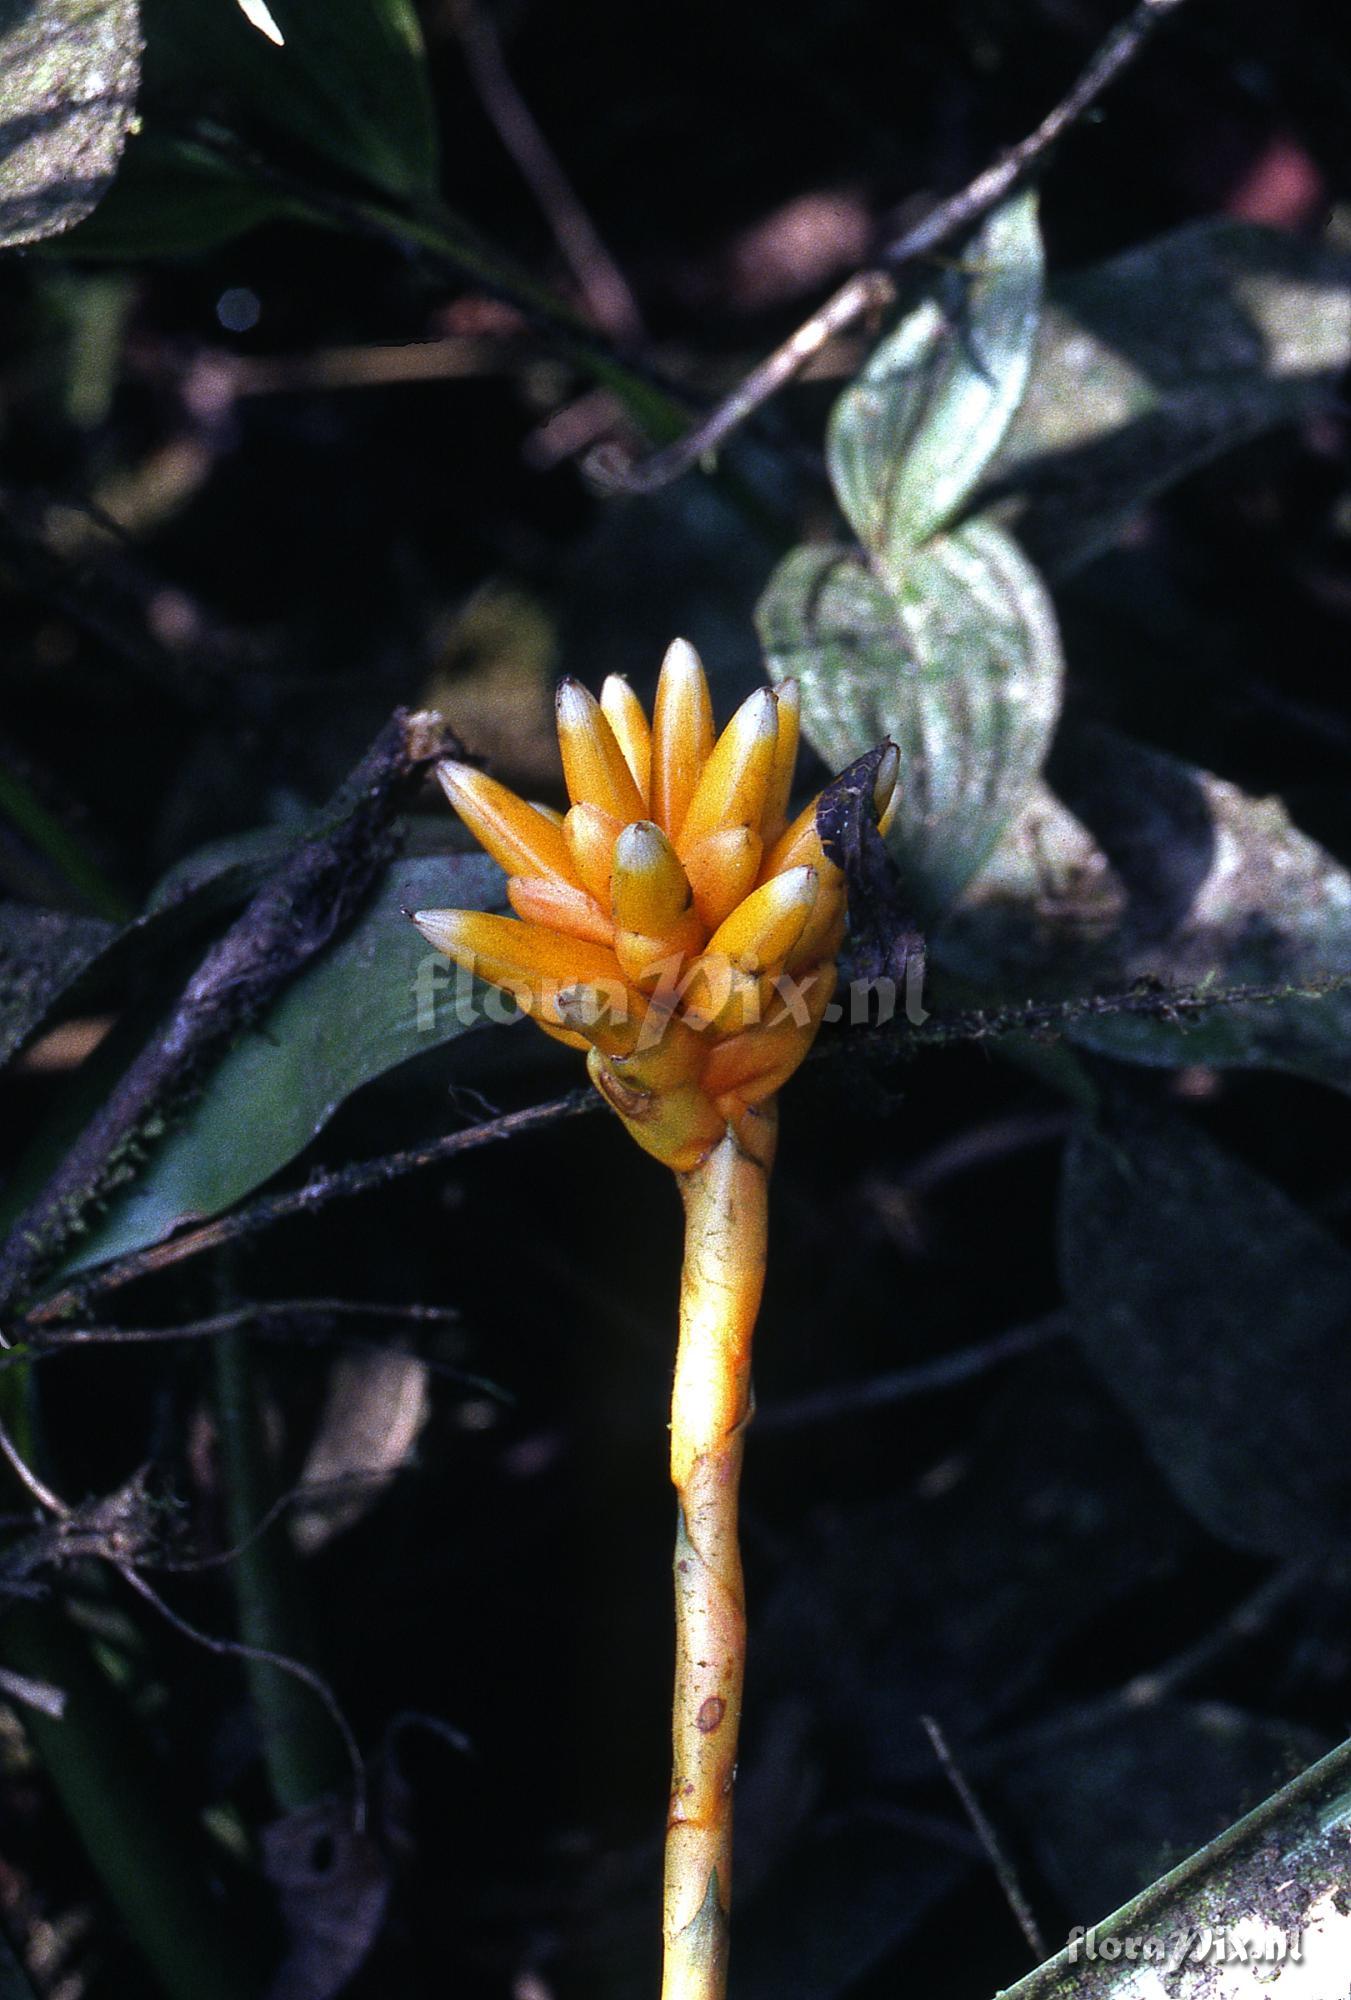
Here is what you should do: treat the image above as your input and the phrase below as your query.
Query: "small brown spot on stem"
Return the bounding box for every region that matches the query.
[696,1696,726,1734]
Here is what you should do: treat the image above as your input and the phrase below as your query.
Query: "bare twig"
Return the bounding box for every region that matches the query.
[15,1298,461,1355]
[878,969,1351,1056]
[195,332,532,399]
[588,270,895,495]
[0,1423,367,1826]
[19,1092,596,1329]
[0,708,463,1320]
[877,0,1190,271]
[921,1713,1047,1961]
[0,1460,163,1583]
[449,0,645,344]
[971,1560,1317,1774]
[590,0,1192,495]
[756,1314,1068,1434]
[150,1470,408,1577]
[176,125,690,441]
[0,1663,67,1719]
[13,967,1346,1328]
[0,1417,70,1519]
[115,1563,368,1830]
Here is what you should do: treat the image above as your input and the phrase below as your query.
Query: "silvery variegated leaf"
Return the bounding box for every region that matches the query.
[758,513,1063,918]
[0,0,141,246]
[939,730,1351,1096]
[827,188,1044,565]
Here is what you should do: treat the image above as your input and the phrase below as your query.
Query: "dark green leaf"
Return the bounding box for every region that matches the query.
[143,822,301,913]
[0,827,297,1083]
[0,902,115,1070]
[0,753,128,919]
[60,132,287,257]
[758,1346,1198,1782]
[144,0,438,202]
[64,0,441,256]
[0,1923,39,2000]
[1060,1096,1351,1556]
[758,515,1062,917]
[827,190,1043,564]
[939,729,1351,1094]
[60,852,504,1273]
[742,1340,1201,1994]
[999,1703,1329,1921]
[986,220,1351,575]
[0,0,141,247]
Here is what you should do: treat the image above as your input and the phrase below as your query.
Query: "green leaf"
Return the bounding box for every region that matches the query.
[939,728,1351,1095]
[0,826,297,1083]
[0,757,129,920]
[144,0,438,202]
[759,1343,1196,1774]
[0,1924,39,2000]
[63,0,441,256]
[1060,1095,1351,1557]
[59,133,288,257]
[142,821,302,913]
[932,775,1115,984]
[986,220,1351,575]
[1000,1703,1329,1921]
[740,1338,1199,1997]
[59,852,504,1273]
[0,0,141,247]
[758,514,1063,917]
[827,189,1043,564]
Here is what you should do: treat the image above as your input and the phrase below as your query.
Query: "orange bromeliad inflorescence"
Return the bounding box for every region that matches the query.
[412,637,898,1171]
[414,638,898,2000]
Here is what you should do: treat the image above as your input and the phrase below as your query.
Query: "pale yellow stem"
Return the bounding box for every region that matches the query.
[662,1104,777,2000]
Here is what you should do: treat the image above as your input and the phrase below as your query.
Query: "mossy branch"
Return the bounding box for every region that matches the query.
[994,1730,1351,2000]
[13,969,1348,1336]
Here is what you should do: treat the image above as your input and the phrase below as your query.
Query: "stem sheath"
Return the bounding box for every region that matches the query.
[663,1106,776,2000]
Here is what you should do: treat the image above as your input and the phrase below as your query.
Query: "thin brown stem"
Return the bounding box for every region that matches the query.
[921,1713,1046,1960]
[16,1298,460,1354]
[449,0,645,344]
[12,965,1341,1335]
[0,707,464,1318]
[15,1091,595,1331]
[591,0,1192,495]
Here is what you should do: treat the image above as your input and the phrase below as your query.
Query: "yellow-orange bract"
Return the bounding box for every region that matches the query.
[414,639,901,1999]
[413,639,896,1174]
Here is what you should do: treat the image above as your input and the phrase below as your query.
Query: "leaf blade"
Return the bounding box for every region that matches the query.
[59,852,504,1273]
[1060,1095,1351,1556]
[939,728,1351,1095]
[828,189,1044,560]
[986,220,1351,575]
[0,0,141,247]
[758,514,1063,918]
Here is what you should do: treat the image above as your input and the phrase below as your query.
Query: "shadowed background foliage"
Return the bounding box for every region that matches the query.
[1,2,1350,1997]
